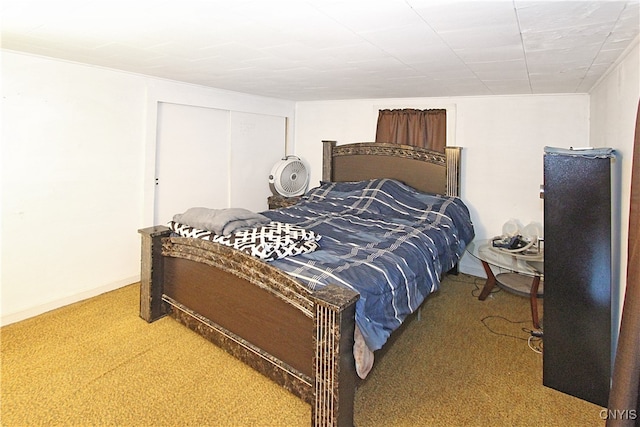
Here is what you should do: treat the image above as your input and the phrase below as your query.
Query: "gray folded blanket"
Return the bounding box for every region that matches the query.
[173,207,271,236]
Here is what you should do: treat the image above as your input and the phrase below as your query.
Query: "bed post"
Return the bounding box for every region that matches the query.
[445,146,462,197]
[138,226,171,322]
[322,140,337,182]
[312,284,359,427]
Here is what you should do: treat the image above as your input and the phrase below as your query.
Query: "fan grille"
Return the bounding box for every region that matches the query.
[270,157,309,197]
[280,161,306,193]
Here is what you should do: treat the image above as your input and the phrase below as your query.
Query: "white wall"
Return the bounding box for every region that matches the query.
[589,36,640,322]
[1,51,147,325]
[3,38,635,325]
[294,94,590,276]
[1,50,295,325]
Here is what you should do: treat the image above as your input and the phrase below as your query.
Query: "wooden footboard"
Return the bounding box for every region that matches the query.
[139,226,359,426]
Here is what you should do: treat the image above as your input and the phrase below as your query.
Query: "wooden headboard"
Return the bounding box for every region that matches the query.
[322,141,462,197]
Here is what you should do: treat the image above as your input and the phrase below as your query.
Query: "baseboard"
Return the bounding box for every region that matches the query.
[1,276,140,327]
[459,264,486,279]
[458,255,487,279]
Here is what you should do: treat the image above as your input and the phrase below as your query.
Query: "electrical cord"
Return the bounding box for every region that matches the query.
[480,315,544,354]
[470,277,501,298]
[438,273,494,296]
[444,274,544,353]
[528,336,543,354]
[480,315,530,340]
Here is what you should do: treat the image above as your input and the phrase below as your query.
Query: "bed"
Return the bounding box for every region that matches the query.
[138,141,474,426]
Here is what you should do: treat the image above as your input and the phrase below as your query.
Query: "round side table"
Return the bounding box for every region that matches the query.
[467,240,544,329]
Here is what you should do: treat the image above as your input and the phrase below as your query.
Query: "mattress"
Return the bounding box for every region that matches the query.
[262,178,475,352]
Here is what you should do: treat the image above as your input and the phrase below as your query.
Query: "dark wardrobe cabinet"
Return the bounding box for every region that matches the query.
[542,147,616,408]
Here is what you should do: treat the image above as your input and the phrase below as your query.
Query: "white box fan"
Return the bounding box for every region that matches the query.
[269,155,310,197]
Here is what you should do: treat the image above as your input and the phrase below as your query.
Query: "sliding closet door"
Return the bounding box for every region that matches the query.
[229,112,285,212]
[154,102,230,224]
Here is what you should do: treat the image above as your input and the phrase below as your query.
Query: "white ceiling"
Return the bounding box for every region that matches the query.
[1,0,638,101]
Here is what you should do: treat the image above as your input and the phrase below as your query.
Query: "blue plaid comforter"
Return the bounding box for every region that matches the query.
[262,178,475,352]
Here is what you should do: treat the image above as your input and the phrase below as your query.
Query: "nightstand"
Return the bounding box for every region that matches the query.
[467,240,544,329]
[268,195,301,209]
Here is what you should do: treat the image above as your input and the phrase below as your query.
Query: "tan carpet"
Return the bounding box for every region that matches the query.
[1,274,604,426]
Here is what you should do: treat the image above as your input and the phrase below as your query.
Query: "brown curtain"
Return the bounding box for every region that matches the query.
[375,109,446,152]
[607,100,640,426]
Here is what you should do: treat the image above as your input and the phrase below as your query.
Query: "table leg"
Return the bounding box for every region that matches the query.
[478,260,497,301]
[530,276,541,329]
